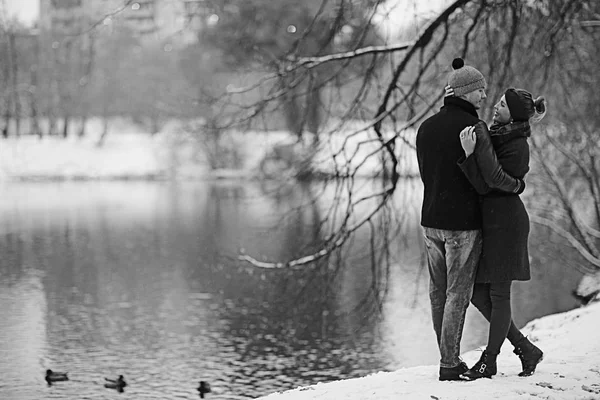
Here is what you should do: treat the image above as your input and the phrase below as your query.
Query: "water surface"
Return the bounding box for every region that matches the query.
[0,181,582,399]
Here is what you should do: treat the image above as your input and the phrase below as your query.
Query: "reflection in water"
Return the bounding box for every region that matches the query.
[0,270,47,399]
[0,181,582,399]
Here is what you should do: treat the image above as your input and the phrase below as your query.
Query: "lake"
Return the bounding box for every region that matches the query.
[0,180,582,399]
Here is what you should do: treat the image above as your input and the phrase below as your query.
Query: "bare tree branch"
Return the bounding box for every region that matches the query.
[59,0,137,37]
[579,20,600,26]
[531,137,600,257]
[226,42,413,95]
[373,0,473,185]
[530,215,600,269]
[285,41,412,69]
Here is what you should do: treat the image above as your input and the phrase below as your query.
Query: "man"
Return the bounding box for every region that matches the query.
[415,58,523,381]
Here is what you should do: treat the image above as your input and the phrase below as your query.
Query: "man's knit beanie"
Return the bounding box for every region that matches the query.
[448,58,486,97]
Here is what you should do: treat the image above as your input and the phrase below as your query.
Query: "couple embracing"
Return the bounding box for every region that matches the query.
[416,58,546,381]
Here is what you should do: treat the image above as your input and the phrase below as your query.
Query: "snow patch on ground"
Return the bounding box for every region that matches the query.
[256,302,600,400]
[0,118,418,181]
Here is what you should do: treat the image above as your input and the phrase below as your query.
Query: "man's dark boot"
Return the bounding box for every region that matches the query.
[439,361,469,381]
[514,337,544,377]
[461,351,497,380]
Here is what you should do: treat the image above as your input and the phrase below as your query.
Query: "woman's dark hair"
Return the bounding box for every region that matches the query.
[505,88,547,123]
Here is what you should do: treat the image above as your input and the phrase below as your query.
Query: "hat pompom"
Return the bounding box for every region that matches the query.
[452,58,464,70]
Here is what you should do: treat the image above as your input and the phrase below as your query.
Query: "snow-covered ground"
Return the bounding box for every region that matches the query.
[255,301,600,400]
[0,118,418,181]
[254,302,600,400]
[0,119,208,181]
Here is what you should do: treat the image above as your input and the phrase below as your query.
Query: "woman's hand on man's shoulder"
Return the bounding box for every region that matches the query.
[459,126,477,157]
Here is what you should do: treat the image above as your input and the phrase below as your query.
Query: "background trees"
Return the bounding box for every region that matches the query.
[0,0,597,283]
[198,0,384,138]
[209,0,600,284]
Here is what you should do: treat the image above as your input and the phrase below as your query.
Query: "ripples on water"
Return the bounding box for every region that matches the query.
[0,269,386,400]
[0,181,582,399]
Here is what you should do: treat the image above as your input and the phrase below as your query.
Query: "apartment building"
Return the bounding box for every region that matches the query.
[39,0,207,43]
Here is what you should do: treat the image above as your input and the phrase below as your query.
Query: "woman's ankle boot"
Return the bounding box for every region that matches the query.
[513,337,543,377]
[462,350,497,380]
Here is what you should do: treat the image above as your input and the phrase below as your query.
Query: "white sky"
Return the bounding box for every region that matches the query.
[376,0,448,38]
[3,0,39,25]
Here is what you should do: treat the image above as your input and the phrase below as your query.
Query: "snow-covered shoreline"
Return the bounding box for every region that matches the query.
[0,118,419,182]
[256,302,600,400]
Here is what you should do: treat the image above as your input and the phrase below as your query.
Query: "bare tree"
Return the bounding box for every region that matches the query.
[232,0,472,271]
[525,2,600,272]
[220,0,599,288]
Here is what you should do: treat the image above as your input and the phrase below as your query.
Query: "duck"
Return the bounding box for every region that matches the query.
[45,369,69,384]
[104,375,127,391]
[197,381,211,398]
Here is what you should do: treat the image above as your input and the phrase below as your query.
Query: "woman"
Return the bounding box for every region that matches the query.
[456,88,547,380]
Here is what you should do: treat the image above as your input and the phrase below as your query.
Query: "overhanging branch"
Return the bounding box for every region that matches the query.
[226,42,413,95]
[530,214,600,270]
[285,41,412,69]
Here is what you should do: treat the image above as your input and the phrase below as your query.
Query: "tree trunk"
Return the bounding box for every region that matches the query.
[97,100,109,147]
[47,110,56,136]
[79,35,95,138]
[305,81,322,143]
[59,40,72,140]
[79,117,87,137]
[280,73,304,139]
[29,33,42,138]
[30,58,42,138]
[283,91,304,139]
[62,115,70,138]
[9,33,21,137]
[97,116,109,147]
[29,88,41,138]
[2,36,11,138]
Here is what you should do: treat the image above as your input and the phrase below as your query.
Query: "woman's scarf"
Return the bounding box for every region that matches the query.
[488,120,531,146]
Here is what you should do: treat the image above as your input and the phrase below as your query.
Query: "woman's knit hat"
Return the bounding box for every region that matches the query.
[505,88,535,122]
[448,58,486,97]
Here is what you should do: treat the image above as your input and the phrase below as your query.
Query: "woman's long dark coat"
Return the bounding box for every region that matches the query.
[459,120,531,283]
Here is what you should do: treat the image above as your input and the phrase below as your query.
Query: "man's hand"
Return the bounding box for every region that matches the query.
[460,126,476,157]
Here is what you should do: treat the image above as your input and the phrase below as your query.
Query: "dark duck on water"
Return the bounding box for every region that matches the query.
[197,381,211,398]
[104,375,127,392]
[45,369,69,385]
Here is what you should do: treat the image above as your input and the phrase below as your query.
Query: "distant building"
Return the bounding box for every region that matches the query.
[38,0,207,44]
[38,0,86,34]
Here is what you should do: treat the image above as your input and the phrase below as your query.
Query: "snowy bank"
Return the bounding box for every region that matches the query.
[257,302,600,400]
[0,118,418,181]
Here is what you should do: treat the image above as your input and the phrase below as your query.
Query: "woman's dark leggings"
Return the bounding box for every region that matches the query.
[471,282,526,355]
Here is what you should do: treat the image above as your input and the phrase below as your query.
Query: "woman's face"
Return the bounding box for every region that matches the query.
[493,95,512,124]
